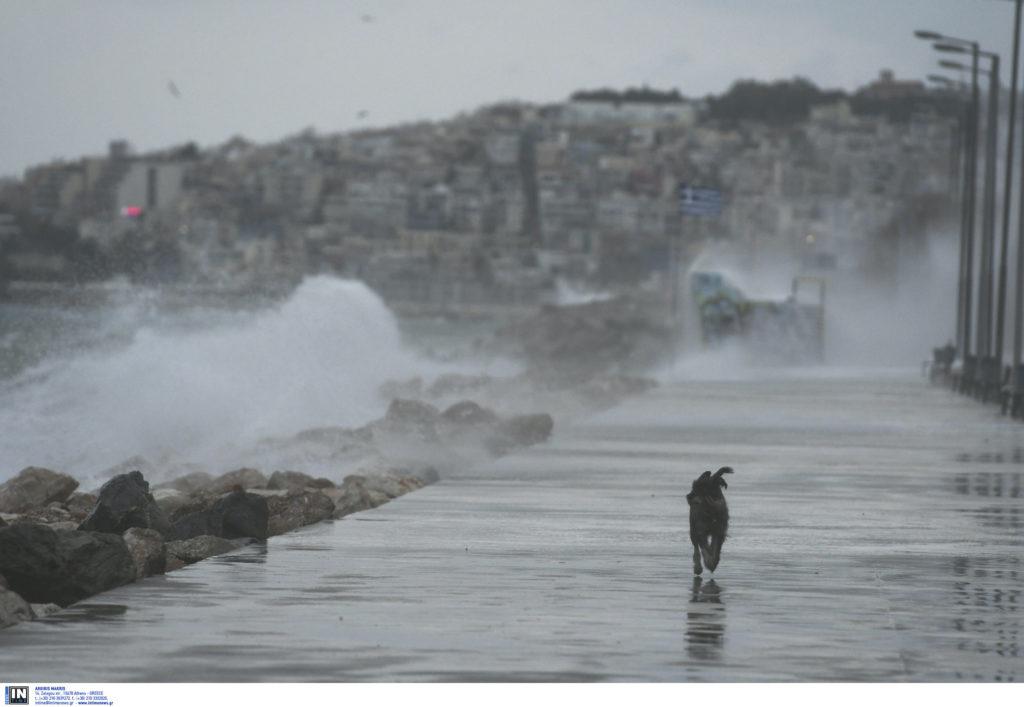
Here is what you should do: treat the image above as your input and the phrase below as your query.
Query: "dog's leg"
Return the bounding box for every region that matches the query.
[698,537,717,573]
[692,542,703,575]
[705,534,724,573]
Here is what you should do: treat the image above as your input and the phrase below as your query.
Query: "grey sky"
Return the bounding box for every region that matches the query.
[0,0,1013,178]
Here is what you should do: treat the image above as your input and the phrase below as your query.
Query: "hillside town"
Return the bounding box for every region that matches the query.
[0,72,959,311]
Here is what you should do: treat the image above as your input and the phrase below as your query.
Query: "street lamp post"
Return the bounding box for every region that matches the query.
[916,31,982,394]
[938,48,1002,402]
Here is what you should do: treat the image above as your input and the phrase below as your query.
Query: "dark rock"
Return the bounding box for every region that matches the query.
[77,471,173,538]
[172,489,269,541]
[123,527,166,578]
[0,587,34,628]
[206,468,267,494]
[441,400,499,425]
[166,535,244,565]
[0,467,80,514]
[0,524,136,607]
[266,491,336,536]
[267,470,335,491]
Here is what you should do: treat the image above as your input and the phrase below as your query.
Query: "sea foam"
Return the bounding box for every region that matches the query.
[0,276,449,487]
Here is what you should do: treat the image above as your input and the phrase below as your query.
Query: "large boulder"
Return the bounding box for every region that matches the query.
[123,527,166,579]
[266,491,336,536]
[0,467,79,514]
[77,471,173,538]
[172,489,269,541]
[0,524,136,607]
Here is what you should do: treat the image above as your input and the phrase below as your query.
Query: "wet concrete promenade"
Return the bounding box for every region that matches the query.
[3,370,1023,681]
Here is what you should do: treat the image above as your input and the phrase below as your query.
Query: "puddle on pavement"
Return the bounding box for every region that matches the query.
[950,556,1021,681]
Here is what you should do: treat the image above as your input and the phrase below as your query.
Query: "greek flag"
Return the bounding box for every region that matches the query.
[679,184,724,216]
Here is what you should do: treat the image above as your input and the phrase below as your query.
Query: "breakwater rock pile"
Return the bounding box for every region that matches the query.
[0,391,562,629]
[0,293,665,631]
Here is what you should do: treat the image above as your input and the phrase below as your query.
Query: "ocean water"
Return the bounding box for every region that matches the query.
[0,276,493,489]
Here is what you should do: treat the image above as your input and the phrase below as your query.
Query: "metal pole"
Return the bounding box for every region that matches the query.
[977,54,1000,400]
[996,2,1021,392]
[960,45,981,393]
[1015,0,1024,414]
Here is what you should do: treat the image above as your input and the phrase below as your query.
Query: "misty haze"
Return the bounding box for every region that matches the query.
[0,0,1022,693]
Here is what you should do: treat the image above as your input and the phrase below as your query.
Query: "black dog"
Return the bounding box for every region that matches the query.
[686,466,733,575]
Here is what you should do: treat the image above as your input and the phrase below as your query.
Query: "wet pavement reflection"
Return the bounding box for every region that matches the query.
[686,577,725,662]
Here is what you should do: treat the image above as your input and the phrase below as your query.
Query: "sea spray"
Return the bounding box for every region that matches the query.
[0,276,459,487]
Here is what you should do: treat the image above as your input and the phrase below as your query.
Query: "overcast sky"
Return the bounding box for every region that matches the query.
[0,0,1014,178]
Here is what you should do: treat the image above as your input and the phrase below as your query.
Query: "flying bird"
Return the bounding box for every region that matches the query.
[686,466,733,575]
[168,80,181,99]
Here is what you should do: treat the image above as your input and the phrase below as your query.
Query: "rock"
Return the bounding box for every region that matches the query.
[0,467,80,514]
[324,476,390,519]
[0,587,34,628]
[267,470,335,491]
[154,471,214,495]
[166,535,244,565]
[487,413,554,456]
[63,492,98,523]
[0,524,136,607]
[441,400,499,425]
[172,489,269,541]
[123,527,166,579]
[10,502,73,526]
[379,398,441,441]
[206,468,268,494]
[30,602,62,619]
[266,491,336,536]
[77,471,173,538]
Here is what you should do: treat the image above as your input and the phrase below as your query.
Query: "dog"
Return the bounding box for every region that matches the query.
[686,466,733,574]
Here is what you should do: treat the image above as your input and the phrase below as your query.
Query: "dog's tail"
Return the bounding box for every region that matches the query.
[712,466,733,488]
